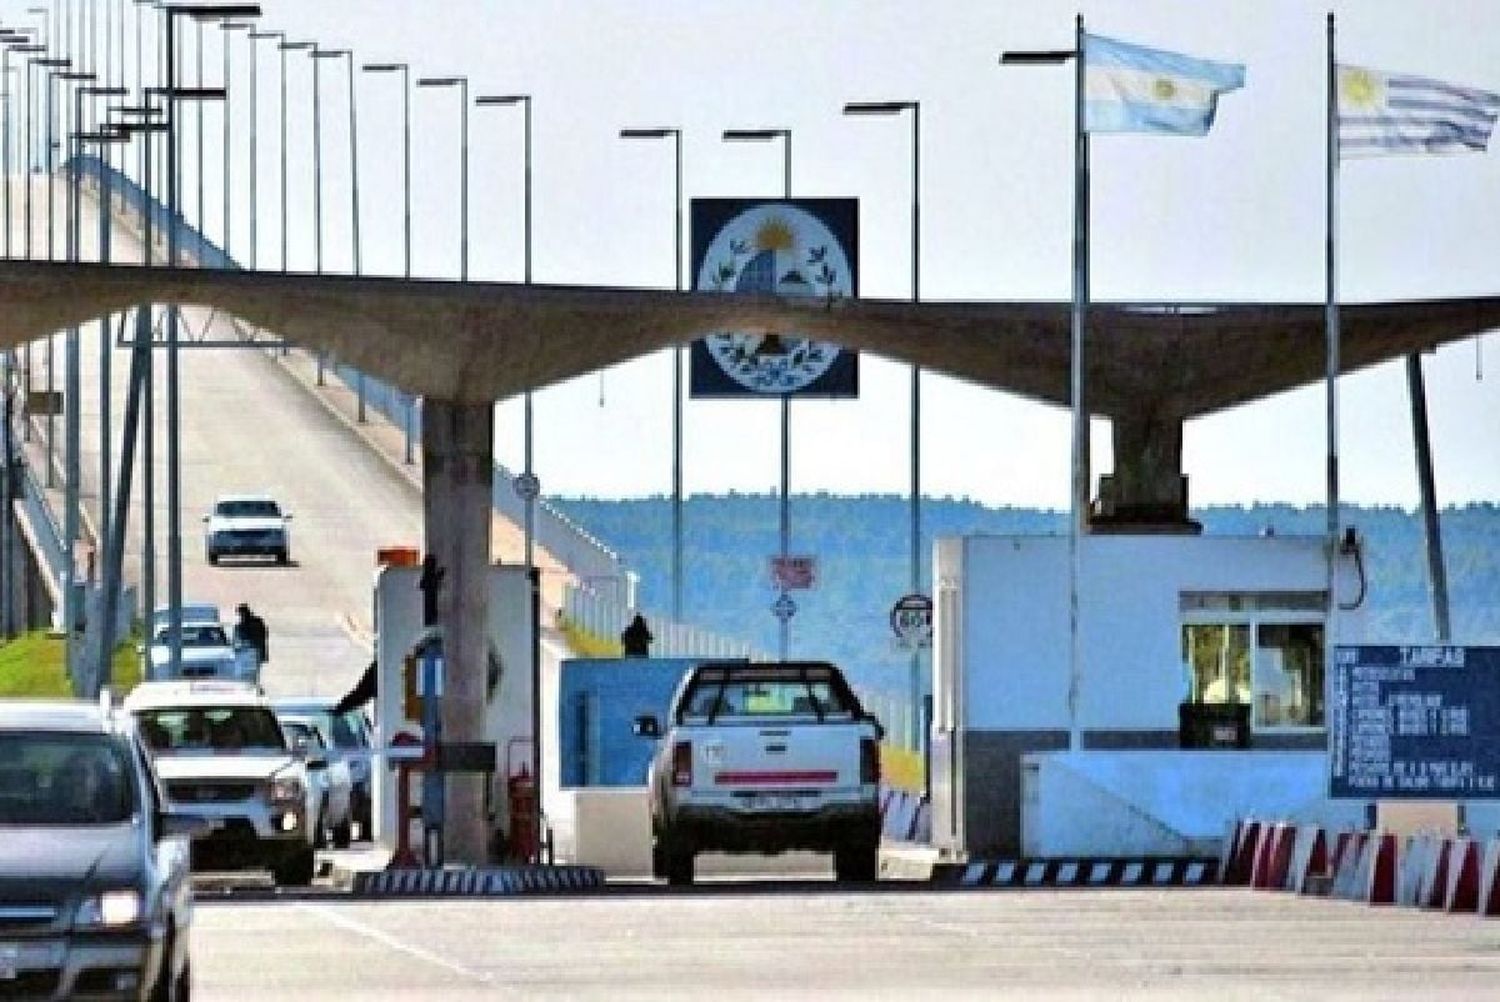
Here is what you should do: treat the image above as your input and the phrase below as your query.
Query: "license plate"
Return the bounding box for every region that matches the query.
[748,794,805,811]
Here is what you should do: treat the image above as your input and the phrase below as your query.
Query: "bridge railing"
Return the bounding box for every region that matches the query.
[558,581,767,662]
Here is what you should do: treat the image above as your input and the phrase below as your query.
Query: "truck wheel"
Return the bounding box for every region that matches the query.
[834,841,879,883]
[650,839,665,880]
[206,548,218,566]
[272,847,316,887]
[662,833,695,887]
[332,816,353,849]
[275,547,289,565]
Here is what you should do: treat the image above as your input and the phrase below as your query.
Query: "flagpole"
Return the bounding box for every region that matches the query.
[1324,12,1341,716]
[1068,12,1089,754]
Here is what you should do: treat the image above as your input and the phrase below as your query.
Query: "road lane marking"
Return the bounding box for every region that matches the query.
[295,902,496,986]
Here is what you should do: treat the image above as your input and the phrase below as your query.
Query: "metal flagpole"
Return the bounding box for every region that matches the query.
[1324,13,1340,664]
[1066,13,1089,754]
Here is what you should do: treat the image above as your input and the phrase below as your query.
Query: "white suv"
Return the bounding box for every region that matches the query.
[203,494,292,565]
[124,681,323,885]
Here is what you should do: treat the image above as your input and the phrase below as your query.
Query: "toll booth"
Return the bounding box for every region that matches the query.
[929,533,1376,859]
[369,562,535,858]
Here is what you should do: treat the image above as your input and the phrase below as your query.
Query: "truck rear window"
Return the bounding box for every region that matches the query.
[678,666,858,723]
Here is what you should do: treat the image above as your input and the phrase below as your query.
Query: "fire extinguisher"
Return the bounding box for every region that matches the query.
[507,764,537,863]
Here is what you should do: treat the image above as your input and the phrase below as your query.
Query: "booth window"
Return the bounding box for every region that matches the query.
[1180,592,1325,732]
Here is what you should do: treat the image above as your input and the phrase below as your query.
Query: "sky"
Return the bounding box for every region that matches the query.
[11,0,1500,510]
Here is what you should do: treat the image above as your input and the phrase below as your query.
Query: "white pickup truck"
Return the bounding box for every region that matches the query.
[635,661,883,885]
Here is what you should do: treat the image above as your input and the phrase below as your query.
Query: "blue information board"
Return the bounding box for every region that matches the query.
[1330,645,1500,799]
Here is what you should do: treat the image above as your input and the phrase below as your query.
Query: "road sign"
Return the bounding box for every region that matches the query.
[1330,645,1500,799]
[514,471,541,501]
[890,593,933,650]
[772,594,797,621]
[770,555,817,590]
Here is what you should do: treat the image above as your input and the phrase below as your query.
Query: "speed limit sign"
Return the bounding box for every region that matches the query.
[889,593,933,650]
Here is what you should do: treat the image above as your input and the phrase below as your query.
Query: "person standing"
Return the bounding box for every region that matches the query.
[234,603,269,665]
[620,613,653,657]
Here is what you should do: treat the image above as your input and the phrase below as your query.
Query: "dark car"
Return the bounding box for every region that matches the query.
[0,698,203,1000]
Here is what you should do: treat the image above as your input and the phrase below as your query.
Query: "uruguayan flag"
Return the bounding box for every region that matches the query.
[1083,33,1245,136]
[1338,64,1500,158]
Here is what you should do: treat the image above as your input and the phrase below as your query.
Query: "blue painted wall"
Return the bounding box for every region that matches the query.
[558,657,742,787]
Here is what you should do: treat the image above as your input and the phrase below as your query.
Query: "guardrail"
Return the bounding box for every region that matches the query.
[558,581,764,661]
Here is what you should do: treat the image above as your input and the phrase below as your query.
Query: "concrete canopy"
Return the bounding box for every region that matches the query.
[3,259,1499,420]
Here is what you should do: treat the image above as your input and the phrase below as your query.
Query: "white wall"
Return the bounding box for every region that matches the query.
[370,564,536,852]
[943,533,1367,732]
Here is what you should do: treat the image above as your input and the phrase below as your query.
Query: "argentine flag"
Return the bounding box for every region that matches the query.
[1084,33,1245,136]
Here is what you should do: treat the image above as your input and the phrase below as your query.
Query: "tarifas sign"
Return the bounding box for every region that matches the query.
[1329,645,1500,799]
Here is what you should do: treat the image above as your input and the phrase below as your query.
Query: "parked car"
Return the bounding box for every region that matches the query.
[274,715,354,849]
[0,697,202,1000]
[635,660,884,886]
[143,618,258,684]
[202,493,292,565]
[269,698,375,839]
[124,681,323,886]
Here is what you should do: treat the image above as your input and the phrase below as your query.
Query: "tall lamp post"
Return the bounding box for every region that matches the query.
[619,126,682,622]
[363,60,414,460]
[476,90,538,858]
[312,47,358,397]
[416,75,467,280]
[4,40,47,258]
[245,29,282,271]
[154,1,259,679]
[272,37,306,273]
[218,19,248,260]
[843,99,923,750]
[721,127,793,661]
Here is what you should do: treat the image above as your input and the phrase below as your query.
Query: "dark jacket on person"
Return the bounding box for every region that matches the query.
[620,615,653,657]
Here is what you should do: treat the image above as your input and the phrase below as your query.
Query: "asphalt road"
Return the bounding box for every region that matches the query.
[189,886,1500,1001]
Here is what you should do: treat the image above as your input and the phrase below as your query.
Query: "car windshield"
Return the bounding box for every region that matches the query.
[279,720,326,751]
[0,732,135,825]
[135,707,286,754]
[215,499,281,518]
[277,707,366,749]
[679,667,857,722]
[155,624,229,649]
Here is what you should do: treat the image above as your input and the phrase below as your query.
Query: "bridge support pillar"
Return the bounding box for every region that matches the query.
[422,398,494,865]
[1095,411,1197,533]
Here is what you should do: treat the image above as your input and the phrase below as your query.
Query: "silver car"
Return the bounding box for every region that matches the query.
[275,716,354,849]
[124,682,322,886]
[270,699,375,839]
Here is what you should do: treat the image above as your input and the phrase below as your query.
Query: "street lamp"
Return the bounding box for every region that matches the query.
[273,36,307,274]
[1000,34,1086,753]
[3,41,46,258]
[219,20,249,260]
[619,126,683,623]
[247,29,283,271]
[477,90,538,858]
[720,126,795,662]
[843,99,923,751]
[313,47,358,395]
[363,60,414,459]
[416,75,467,280]
[24,55,67,262]
[153,0,260,684]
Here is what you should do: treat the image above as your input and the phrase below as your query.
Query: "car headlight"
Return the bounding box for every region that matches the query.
[268,777,304,804]
[75,890,143,928]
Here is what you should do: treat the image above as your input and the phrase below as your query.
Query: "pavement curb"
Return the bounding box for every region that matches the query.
[350,865,607,898]
[937,857,1220,888]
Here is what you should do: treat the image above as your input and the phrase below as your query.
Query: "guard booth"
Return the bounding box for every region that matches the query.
[929,532,1377,859]
[369,560,535,860]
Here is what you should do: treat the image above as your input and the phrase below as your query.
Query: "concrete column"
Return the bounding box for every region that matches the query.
[1105,411,1191,529]
[422,398,494,865]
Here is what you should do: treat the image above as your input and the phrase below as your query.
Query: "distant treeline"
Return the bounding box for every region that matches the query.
[550,494,1500,697]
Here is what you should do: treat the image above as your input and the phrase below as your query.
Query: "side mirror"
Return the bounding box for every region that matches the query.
[158,811,214,841]
[632,714,661,739]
